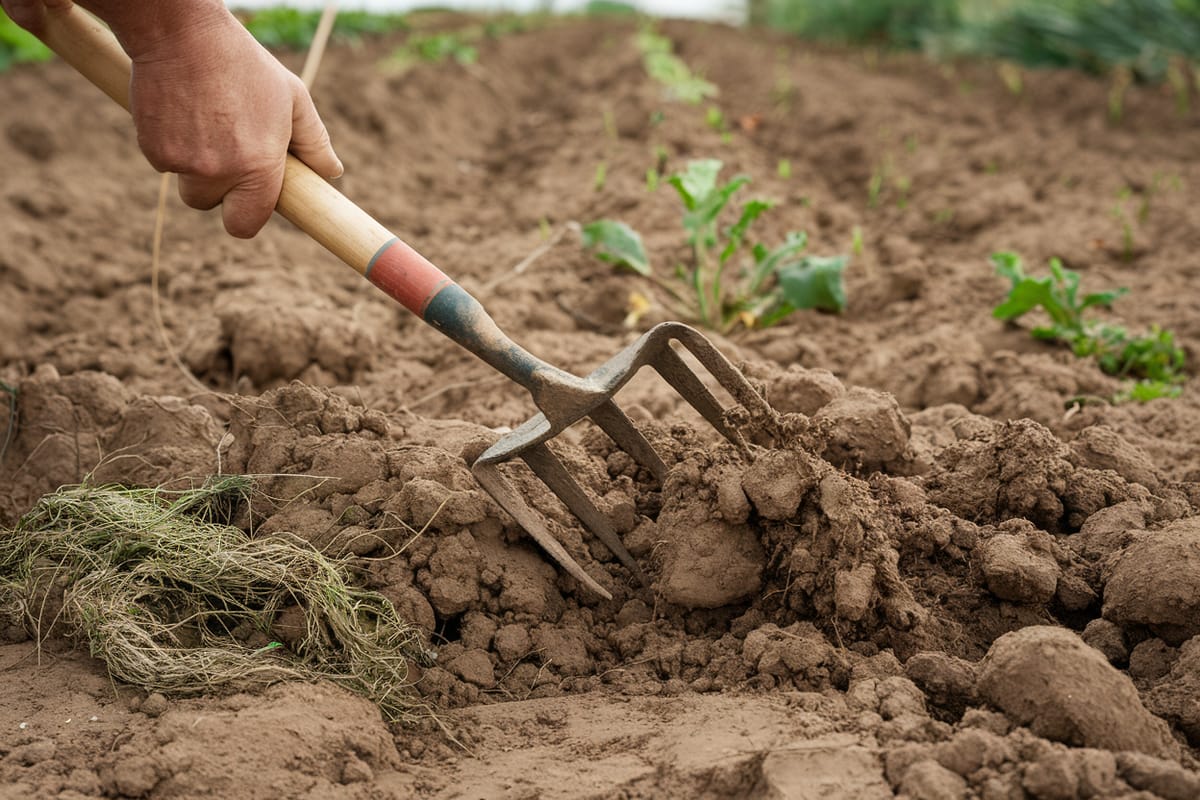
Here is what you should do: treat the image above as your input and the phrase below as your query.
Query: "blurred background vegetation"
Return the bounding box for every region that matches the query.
[3,0,1199,81]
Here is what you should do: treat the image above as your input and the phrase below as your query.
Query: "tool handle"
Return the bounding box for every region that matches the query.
[36,5,553,388]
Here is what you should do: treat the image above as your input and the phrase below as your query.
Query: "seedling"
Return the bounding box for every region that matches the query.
[992,252,1185,402]
[583,159,847,332]
[777,159,792,179]
[1108,65,1133,123]
[635,28,718,104]
[602,108,618,140]
[390,31,478,70]
[593,161,608,192]
[997,61,1024,95]
[851,226,865,257]
[645,168,660,192]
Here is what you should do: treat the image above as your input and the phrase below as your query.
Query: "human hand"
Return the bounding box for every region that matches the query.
[2,0,343,239]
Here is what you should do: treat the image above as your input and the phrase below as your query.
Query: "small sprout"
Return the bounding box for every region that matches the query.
[653,145,669,173]
[904,134,918,153]
[851,226,865,257]
[602,108,618,140]
[593,161,608,192]
[646,168,660,192]
[933,208,955,224]
[894,175,911,209]
[997,62,1024,95]
[1108,65,1133,123]
[867,171,885,208]
[777,158,792,179]
[1166,57,1190,116]
[706,105,727,131]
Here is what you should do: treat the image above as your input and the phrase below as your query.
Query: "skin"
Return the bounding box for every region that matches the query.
[2,0,343,238]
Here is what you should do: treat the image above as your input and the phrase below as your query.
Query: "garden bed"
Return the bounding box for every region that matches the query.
[2,14,1199,799]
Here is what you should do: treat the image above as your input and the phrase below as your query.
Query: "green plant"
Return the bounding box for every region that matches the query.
[583,159,847,332]
[391,31,478,69]
[777,158,793,179]
[635,28,718,104]
[242,8,409,49]
[593,161,608,191]
[0,14,52,72]
[992,251,1186,401]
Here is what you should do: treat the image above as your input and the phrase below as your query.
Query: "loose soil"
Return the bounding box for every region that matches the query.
[3,14,1200,800]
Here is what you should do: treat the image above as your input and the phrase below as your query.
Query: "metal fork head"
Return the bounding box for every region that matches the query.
[471,322,779,599]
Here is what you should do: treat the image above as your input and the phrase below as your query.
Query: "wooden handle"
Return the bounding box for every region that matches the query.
[37,4,455,316]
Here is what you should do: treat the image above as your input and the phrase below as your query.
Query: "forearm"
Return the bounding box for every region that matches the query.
[73,0,234,59]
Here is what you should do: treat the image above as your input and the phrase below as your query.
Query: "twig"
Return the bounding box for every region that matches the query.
[477,223,573,295]
[149,173,211,396]
[300,3,339,90]
[399,374,510,413]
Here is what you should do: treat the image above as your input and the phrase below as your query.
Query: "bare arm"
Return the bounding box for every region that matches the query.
[2,0,343,238]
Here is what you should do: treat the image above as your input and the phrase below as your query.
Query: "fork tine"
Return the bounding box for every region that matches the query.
[471,461,612,599]
[652,346,739,442]
[521,443,648,587]
[589,399,668,483]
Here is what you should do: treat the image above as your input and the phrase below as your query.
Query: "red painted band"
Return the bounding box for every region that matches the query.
[366,238,455,317]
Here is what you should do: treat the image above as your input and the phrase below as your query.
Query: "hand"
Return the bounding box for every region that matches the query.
[2,0,344,238]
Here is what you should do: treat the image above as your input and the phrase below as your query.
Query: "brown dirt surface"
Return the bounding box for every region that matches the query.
[3,13,1200,799]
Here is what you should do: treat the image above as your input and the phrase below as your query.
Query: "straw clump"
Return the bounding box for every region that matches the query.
[0,476,429,722]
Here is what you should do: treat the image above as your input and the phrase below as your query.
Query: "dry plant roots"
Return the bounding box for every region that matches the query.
[0,477,429,722]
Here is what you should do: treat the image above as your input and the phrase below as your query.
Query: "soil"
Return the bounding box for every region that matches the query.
[3,14,1200,800]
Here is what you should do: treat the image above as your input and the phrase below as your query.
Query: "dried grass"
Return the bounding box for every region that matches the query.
[0,477,429,722]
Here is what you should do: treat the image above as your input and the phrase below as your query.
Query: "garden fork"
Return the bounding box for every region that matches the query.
[38,6,779,599]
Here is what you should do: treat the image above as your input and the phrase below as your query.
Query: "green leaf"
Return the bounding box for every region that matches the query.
[990,251,1025,284]
[681,175,749,248]
[720,199,773,265]
[992,277,1055,320]
[748,231,808,295]
[581,220,651,276]
[1079,288,1128,310]
[667,159,724,211]
[777,255,849,314]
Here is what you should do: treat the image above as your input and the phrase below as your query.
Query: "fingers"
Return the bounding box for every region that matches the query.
[288,79,343,179]
[220,161,285,239]
[2,0,50,32]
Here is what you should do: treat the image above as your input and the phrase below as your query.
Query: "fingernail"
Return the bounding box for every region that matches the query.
[332,159,345,179]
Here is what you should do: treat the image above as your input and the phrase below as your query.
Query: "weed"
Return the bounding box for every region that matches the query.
[0,479,430,721]
[778,158,793,179]
[992,251,1185,402]
[583,159,847,332]
[636,27,718,104]
[646,168,660,192]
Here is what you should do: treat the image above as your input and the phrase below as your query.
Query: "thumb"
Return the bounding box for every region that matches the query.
[288,80,343,180]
